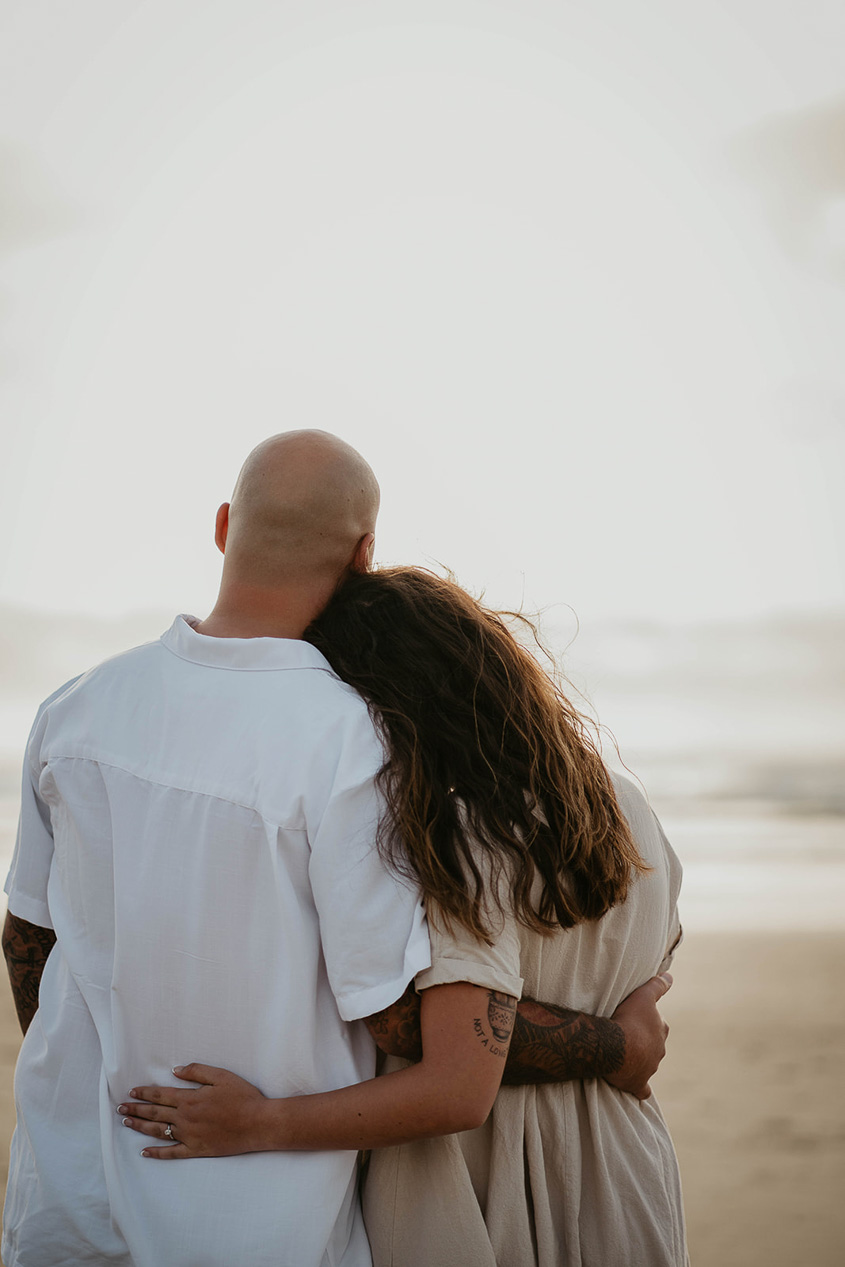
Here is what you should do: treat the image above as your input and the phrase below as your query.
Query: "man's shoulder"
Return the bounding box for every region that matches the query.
[303,662,367,707]
[23,640,163,761]
[298,665,379,746]
[35,638,166,722]
[55,637,163,691]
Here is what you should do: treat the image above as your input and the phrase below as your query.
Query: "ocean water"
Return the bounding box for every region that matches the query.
[1,605,842,934]
[0,792,842,933]
[659,809,845,932]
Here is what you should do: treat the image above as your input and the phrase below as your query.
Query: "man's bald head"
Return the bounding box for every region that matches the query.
[221,431,380,588]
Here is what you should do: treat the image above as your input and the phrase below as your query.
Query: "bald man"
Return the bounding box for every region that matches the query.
[199,430,381,639]
[1,432,432,1267]
[2,432,670,1267]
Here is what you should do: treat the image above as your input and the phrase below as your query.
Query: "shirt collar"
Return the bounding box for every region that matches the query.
[160,614,336,673]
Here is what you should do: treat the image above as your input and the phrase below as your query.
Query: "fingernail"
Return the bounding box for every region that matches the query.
[122,1118,132,1126]
[116,1104,127,1115]
[172,1066,184,1074]
[141,1149,151,1157]
[129,1089,139,1098]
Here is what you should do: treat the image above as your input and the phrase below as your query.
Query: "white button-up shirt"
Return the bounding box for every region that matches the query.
[3,616,430,1267]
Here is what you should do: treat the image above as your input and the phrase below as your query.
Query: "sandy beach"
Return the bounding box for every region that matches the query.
[656,931,845,1266]
[0,930,841,1265]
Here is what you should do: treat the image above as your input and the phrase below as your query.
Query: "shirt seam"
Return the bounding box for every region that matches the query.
[41,754,308,832]
[159,640,341,676]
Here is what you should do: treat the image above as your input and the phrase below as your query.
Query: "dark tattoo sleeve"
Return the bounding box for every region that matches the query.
[2,911,57,1036]
[364,982,624,1085]
[500,998,626,1086]
[364,981,423,1060]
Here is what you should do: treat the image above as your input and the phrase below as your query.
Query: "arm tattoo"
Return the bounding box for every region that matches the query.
[2,912,57,1036]
[501,998,626,1086]
[364,981,423,1060]
[473,990,517,1058]
[488,990,517,1041]
[364,983,625,1086]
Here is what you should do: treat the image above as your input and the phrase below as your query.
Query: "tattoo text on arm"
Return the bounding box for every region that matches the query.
[365,985,626,1086]
[2,912,57,1036]
[473,990,517,1058]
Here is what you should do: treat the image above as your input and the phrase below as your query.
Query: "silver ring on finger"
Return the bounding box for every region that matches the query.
[164,1123,178,1142]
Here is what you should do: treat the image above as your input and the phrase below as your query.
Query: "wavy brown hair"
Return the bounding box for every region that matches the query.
[305,567,648,942]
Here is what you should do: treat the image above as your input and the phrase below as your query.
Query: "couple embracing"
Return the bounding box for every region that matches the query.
[2,431,686,1266]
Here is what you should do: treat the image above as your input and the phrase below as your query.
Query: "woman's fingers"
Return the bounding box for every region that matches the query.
[125,1085,180,1107]
[140,1143,193,1160]
[171,1062,222,1085]
[120,1110,199,1159]
[122,1064,230,1112]
[118,1099,175,1123]
[121,1115,171,1138]
[117,1065,267,1158]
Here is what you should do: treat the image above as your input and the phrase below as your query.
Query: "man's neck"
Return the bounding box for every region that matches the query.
[194,612,305,640]
[196,581,334,641]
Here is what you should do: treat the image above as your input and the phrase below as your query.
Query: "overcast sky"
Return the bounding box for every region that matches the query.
[1,0,844,625]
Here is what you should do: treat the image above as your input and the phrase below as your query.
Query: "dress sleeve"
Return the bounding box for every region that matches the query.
[415,852,524,1000]
[308,708,431,1023]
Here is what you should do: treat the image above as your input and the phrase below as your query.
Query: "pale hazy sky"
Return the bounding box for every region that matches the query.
[1,0,844,624]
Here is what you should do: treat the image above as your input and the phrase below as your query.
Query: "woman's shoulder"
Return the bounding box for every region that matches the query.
[607,770,668,855]
[608,769,650,817]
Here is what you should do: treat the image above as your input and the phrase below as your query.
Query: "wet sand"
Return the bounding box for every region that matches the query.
[0,930,843,1265]
[656,931,845,1265]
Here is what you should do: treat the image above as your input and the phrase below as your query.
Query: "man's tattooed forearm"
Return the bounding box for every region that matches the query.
[502,999,626,1085]
[473,990,516,1058]
[2,912,57,1035]
[364,982,423,1060]
[364,985,625,1088]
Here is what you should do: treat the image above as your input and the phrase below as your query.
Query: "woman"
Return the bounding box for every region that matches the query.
[122,567,686,1265]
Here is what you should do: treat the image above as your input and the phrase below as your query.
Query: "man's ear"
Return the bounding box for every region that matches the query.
[351,532,375,573]
[214,504,230,555]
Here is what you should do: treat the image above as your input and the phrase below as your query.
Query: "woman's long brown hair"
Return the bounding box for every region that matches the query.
[305,567,647,942]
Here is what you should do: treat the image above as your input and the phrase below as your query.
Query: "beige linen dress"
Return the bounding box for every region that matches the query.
[363,773,688,1267]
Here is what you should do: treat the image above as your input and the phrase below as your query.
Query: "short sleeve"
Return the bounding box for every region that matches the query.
[5,677,84,929]
[415,854,524,1000]
[308,710,431,1022]
[5,720,58,929]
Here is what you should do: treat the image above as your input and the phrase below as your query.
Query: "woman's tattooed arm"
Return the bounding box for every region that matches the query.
[2,912,57,1035]
[365,985,624,1082]
[472,990,517,1059]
